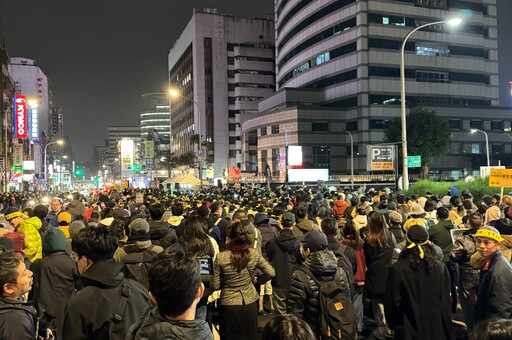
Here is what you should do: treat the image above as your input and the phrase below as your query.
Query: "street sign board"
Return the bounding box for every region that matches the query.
[367,145,395,171]
[132,164,143,171]
[489,168,512,188]
[407,155,421,168]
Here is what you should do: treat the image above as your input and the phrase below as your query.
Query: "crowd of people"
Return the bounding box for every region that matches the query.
[1,185,512,339]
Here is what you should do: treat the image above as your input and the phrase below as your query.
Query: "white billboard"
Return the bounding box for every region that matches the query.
[287,168,329,182]
[287,145,303,166]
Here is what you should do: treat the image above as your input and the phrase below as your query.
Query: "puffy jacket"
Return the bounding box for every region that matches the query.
[0,296,37,340]
[148,220,178,249]
[128,307,213,340]
[474,250,512,323]
[17,216,43,262]
[449,229,480,290]
[287,250,339,330]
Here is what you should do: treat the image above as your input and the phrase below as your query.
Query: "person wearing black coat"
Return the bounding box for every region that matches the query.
[384,226,454,340]
[31,228,78,339]
[473,226,512,325]
[266,219,301,315]
[364,212,396,339]
[63,227,149,340]
[287,230,351,333]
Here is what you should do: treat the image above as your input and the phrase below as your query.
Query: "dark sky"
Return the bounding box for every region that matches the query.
[0,1,511,163]
[0,1,274,162]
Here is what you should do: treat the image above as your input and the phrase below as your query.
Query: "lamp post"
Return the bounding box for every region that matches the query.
[471,128,490,167]
[400,18,462,191]
[169,89,204,186]
[344,130,354,189]
[43,140,63,188]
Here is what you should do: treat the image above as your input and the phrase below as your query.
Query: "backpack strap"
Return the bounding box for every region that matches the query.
[297,267,321,287]
[214,218,222,226]
[112,280,131,324]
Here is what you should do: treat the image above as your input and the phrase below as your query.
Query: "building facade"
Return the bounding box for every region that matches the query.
[168,8,275,179]
[241,0,506,180]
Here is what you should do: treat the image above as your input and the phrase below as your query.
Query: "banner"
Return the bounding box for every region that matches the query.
[14,95,27,139]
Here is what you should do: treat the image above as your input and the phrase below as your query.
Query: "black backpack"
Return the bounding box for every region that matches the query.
[121,245,157,290]
[299,267,356,340]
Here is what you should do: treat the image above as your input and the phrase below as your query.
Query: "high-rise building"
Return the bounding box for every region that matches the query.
[140,93,170,164]
[242,0,509,180]
[168,8,275,178]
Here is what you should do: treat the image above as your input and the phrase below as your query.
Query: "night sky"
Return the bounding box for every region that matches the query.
[0,1,510,163]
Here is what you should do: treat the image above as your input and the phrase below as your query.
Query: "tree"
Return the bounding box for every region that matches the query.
[384,107,451,178]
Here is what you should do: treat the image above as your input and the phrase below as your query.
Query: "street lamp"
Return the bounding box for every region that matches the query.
[400,17,462,191]
[43,140,63,188]
[169,89,204,186]
[471,129,490,167]
[344,130,354,189]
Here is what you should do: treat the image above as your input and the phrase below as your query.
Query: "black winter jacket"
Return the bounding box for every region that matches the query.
[148,220,178,249]
[364,230,396,298]
[266,229,301,289]
[62,259,149,340]
[128,307,213,340]
[0,296,37,340]
[31,251,78,339]
[474,250,512,323]
[449,228,480,290]
[287,250,339,330]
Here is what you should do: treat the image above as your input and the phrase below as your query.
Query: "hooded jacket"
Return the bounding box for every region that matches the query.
[62,259,149,340]
[295,218,318,234]
[474,250,512,323]
[352,214,368,230]
[148,220,178,249]
[428,219,455,262]
[31,244,78,340]
[17,216,43,262]
[167,215,184,227]
[0,296,37,340]
[287,250,338,329]
[333,199,349,217]
[266,229,301,289]
[128,307,213,340]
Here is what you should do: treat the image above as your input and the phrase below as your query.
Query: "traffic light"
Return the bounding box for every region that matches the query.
[74,168,83,177]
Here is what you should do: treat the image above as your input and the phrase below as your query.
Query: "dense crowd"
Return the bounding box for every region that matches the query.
[1,185,512,340]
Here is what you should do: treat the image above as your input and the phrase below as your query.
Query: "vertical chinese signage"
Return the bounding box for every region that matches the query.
[14,95,27,139]
[13,143,23,165]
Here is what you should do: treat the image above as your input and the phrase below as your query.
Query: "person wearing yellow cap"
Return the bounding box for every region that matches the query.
[384,225,454,340]
[473,226,512,324]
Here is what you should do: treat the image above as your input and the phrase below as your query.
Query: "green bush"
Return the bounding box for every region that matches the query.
[403,177,507,203]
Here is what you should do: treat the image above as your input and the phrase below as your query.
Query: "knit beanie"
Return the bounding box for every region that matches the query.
[69,220,86,238]
[43,228,67,255]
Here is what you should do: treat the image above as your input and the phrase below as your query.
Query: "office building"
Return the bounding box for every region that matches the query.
[241,0,509,181]
[168,8,275,178]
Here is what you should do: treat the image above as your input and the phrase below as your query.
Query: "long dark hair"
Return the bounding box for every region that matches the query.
[399,242,438,273]
[365,212,389,248]
[179,216,212,257]
[341,220,363,250]
[227,222,253,272]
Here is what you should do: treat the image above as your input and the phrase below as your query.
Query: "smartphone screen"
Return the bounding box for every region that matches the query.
[199,258,213,275]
